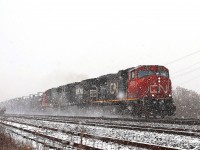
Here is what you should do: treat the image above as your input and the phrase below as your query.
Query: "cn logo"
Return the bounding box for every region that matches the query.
[159,85,168,94]
[150,85,168,94]
[110,82,118,94]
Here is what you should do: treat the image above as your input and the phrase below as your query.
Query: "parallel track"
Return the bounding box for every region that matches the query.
[5,115,200,138]
[1,114,200,149]
[5,114,200,125]
[0,120,178,150]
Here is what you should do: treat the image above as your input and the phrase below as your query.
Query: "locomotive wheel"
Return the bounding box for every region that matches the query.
[144,103,150,119]
[145,112,150,119]
[144,107,150,119]
[136,108,142,118]
[137,113,142,118]
[153,113,157,119]
[161,113,165,118]
[152,109,157,119]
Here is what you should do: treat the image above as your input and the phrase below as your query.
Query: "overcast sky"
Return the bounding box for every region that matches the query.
[0,0,200,101]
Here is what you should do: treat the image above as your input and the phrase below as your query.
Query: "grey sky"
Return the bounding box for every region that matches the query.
[0,0,200,101]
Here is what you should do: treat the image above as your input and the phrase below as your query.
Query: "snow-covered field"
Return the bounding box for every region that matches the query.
[1,116,200,149]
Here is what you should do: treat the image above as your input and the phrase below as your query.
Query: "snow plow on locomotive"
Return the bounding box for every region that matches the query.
[42,65,176,118]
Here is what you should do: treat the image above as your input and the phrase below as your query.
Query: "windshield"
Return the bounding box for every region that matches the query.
[156,70,169,78]
[138,70,154,78]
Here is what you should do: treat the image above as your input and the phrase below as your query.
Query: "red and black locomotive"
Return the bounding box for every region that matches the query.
[42,65,176,118]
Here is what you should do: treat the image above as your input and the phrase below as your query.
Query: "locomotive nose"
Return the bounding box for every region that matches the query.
[149,76,170,98]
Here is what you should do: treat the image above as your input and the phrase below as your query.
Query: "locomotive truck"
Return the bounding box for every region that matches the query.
[42,65,176,118]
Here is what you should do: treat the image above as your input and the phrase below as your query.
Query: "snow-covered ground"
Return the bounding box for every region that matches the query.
[2,117,200,149]
[1,120,145,150]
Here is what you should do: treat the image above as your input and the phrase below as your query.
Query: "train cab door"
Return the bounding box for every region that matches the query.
[90,86,98,101]
[128,70,137,99]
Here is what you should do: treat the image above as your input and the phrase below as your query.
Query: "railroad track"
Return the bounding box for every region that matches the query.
[0,119,178,150]
[5,114,200,125]
[5,115,200,138]
[0,121,100,150]
[41,119,200,138]
[2,115,200,149]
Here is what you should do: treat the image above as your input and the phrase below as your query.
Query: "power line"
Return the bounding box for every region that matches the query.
[165,50,200,66]
[176,74,200,85]
[171,65,200,78]
[165,50,200,92]
[171,61,200,75]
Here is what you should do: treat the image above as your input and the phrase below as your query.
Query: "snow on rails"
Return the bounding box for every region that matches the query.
[1,115,200,149]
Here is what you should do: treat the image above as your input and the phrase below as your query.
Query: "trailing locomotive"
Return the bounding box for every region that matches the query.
[42,65,176,118]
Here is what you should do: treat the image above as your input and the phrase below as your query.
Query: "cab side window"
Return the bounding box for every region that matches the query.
[131,71,135,79]
[129,72,131,80]
[129,70,135,80]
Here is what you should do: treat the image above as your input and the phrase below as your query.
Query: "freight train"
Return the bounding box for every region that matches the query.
[41,65,176,118]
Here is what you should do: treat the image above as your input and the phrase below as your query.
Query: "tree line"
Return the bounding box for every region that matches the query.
[173,86,200,119]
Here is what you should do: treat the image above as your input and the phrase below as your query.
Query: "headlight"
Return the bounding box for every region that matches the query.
[152,94,155,97]
[169,94,172,97]
[158,77,161,83]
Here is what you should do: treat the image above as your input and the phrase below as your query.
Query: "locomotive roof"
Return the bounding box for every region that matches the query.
[81,78,98,82]
[125,65,167,72]
[99,73,117,78]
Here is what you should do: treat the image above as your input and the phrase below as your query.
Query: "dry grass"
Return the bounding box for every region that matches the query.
[0,129,33,150]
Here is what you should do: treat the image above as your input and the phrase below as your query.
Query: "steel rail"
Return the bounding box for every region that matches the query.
[5,128,63,150]
[0,122,101,150]
[11,116,199,138]
[5,114,200,125]
[1,120,179,150]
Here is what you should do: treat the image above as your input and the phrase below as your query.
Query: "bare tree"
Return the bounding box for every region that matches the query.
[173,86,200,118]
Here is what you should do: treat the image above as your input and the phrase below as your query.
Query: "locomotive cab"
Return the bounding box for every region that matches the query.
[128,65,176,117]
